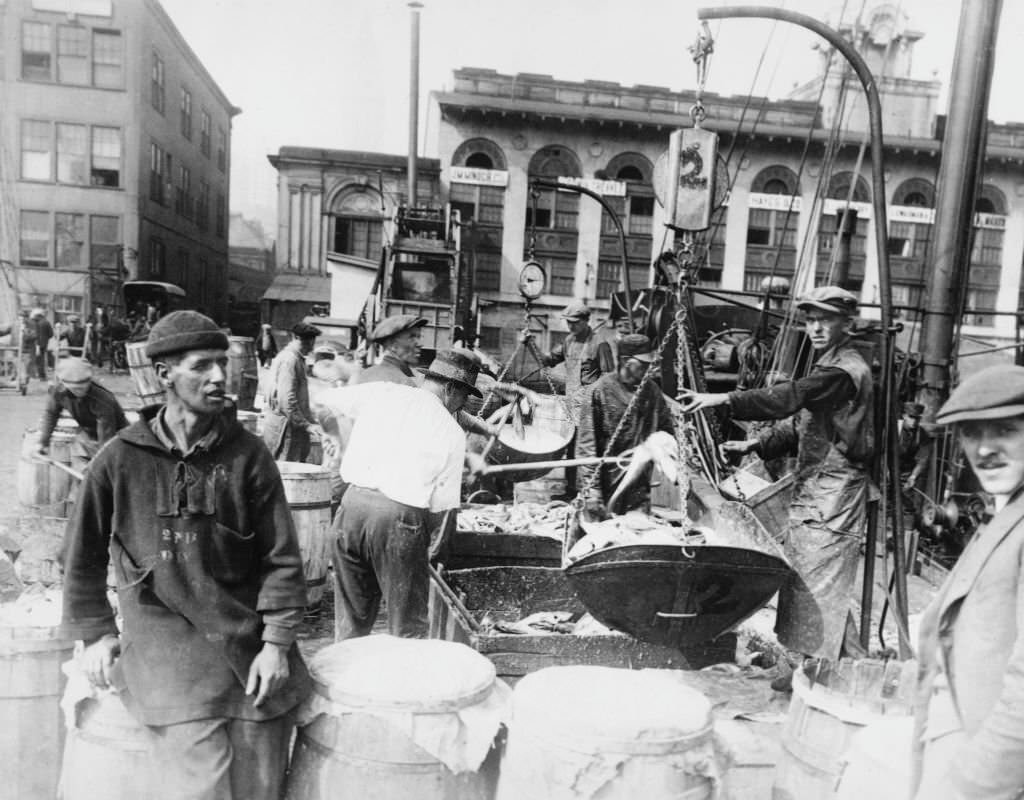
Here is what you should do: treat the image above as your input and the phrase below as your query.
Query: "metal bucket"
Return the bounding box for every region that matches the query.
[485,396,574,482]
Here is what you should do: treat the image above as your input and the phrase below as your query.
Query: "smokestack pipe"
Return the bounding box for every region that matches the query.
[407,2,422,207]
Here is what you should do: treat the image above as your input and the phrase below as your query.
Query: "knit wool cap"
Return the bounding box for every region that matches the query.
[937,365,1024,424]
[145,310,229,359]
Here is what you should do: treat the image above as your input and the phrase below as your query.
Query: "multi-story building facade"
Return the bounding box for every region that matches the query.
[227,213,274,335]
[0,0,237,325]
[271,6,1024,360]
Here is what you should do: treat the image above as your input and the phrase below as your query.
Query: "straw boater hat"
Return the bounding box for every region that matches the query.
[796,286,859,317]
[936,365,1024,424]
[420,349,483,397]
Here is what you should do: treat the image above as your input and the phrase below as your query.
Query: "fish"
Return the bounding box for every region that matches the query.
[491,610,575,635]
[607,431,680,513]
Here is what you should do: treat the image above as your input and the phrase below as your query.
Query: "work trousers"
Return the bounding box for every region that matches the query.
[332,485,430,640]
[145,714,293,800]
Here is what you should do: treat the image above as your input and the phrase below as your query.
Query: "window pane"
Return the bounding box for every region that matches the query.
[22,22,52,81]
[91,126,121,187]
[21,120,51,180]
[92,30,123,89]
[55,213,86,269]
[21,211,50,267]
[56,25,88,84]
[474,250,501,292]
[57,123,88,184]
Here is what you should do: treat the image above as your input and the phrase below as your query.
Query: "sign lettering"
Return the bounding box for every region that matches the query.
[450,166,509,187]
[556,176,626,197]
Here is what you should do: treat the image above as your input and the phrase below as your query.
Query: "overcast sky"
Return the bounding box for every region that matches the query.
[158,0,1024,236]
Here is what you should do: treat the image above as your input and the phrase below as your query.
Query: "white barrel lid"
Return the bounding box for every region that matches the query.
[308,635,497,713]
[511,666,713,754]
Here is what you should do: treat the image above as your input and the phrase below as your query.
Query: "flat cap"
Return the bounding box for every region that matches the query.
[291,322,322,339]
[370,314,428,342]
[796,285,859,316]
[55,357,93,383]
[937,365,1024,424]
[618,334,657,363]
[561,301,592,321]
[146,310,229,359]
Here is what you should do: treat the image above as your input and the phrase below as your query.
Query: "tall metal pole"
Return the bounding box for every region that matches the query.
[918,0,1002,417]
[407,2,423,206]
[698,5,909,656]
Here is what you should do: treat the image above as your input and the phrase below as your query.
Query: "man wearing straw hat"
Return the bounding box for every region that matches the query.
[33,357,127,474]
[912,365,1024,799]
[679,285,874,689]
[315,348,482,640]
[61,310,310,800]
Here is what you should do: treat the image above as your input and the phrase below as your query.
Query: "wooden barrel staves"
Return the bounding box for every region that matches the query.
[17,426,78,516]
[285,636,505,800]
[496,665,726,800]
[59,691,152,800]
[227,336,258,411]
[772,658,916,800]
[125,341,165,408]
[0,611,76,800]
[277,462,333,608]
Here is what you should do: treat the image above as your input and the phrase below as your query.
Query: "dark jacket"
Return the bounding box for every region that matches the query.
[576,373,674,509]
[39,381,128,446]
[61,405,310,726]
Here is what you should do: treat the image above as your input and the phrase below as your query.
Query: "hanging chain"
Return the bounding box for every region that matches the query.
[527,188,540,262]
[688,21,714,127]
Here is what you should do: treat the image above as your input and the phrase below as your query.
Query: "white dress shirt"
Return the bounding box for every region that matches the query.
[317,382,465,512]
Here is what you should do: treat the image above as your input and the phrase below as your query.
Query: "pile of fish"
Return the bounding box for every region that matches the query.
[566,511,714,563]
[478,610,620,637]
[457,501,572,540]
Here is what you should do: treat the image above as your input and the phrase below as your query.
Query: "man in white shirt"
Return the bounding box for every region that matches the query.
[316,349,482,640]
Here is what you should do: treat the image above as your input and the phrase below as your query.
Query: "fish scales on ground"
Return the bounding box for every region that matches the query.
[456,501,571,538]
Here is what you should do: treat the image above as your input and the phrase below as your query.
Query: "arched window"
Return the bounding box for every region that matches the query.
[450,138,508,293]
[452,137,507,171]
[598,153,655,297]
[965,183,1007,326]
[524,146,582,296]
[744,166,801,291]
[329,186,384,260]
[816,171,870,290]
[888,179,936,314]
[465,153,493,169]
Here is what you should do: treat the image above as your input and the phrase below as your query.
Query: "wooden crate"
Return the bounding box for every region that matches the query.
[427,566,735,684]
[444,530,562,570]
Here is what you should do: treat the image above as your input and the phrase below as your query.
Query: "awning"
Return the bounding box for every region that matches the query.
[261,273,330,304]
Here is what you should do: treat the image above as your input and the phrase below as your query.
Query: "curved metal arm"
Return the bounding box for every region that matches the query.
[531,178,635,332]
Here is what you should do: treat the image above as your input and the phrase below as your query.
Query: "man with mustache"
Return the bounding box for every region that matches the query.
[679,286,873,690]
[912,365,1024,799]
[61,310,311,799]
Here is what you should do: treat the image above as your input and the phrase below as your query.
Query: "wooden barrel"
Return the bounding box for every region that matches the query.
[18,426,78,516]
[0,616,76,800]
[59,691,152,800]
[277,462,333,608]
[308,428,324,467]
[126,342,164,407]
[834,716,914,800]
[773,659,916,800]
[227,337,258,411]
[285,636,504,800]
[496,665,724,799]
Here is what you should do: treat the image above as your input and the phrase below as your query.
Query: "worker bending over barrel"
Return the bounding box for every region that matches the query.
[679,286,874,690]
[315,349,481,640]
[912,366,1024,799]
[61,311,310,800]
[34,357,127,474]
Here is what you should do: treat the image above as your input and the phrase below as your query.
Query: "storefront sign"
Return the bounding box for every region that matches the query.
[450,167,509,187]
[822,199,873,219]
[975,212,1006,229]
[556,177,627,197]
[890,205,935,224]
[748,193,802,212]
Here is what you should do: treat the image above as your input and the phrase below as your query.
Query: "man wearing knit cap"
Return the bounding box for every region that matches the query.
[577,334,674,519]
[680,285,873,689]
[315,348,482,640]
[61,310,310,800]
[33,357,128,473]
[262,320,321,462]
[912,365,1024,799]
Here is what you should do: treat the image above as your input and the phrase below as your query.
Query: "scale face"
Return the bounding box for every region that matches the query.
[518,261,546,300]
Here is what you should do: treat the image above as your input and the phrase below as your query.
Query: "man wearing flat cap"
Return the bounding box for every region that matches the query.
[359,313,428,385]
[912,365,1024,799]
[262,321,321,462]
[680,285,874,688]
[61,310,310,799]
[898,401,932,530]
[34,357,128,474]
[577,334,675,519]
[315,349,482,640]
